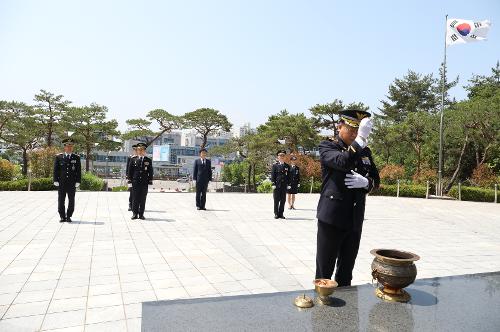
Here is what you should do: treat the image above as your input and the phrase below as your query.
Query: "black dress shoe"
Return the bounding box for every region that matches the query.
[197,207,201,210]
[128,207,132,211]
[66,217,72,223]
[200,207,207,210]
[279,216,286,219]
[139,215,146,220]
[274,215,279,219]
[59,218,66,223]
[131,214,138,220]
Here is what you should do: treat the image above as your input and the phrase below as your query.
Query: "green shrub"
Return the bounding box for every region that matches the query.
[448,186,496,202]
[112,185,129,192]
[370,184,427,198]
[80,172,104,191]
[30,178,56,191]
[379,164,405,185]
[257,180,273,193]
[298,177,322,193]
[29,147,60,178]
[0,177,55,191]
[0,158,16,181]
[470,164,498,188]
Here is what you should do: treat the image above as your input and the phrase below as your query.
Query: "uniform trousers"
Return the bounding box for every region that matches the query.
[58,184,76,219]
[315,220,362,286]
[273,186,287,216]
[132,183,148,216]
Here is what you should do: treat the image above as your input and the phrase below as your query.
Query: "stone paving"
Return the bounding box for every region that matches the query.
[0,191,499,331]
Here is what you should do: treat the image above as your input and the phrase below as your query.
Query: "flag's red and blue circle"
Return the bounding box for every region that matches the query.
[457,23,471,36]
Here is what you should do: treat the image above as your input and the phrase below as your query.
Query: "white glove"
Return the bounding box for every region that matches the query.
[287,186,291,190]
[298,184,300,188]
[75,183,80,188]
[272,185,276,190]
[344,170,369,189]
[355,117,373,148]
[128,183,132,188]
[54,182,59,186]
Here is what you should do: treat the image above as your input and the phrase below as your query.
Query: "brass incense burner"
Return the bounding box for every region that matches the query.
[370,249,420,303]
[293,294,314,308]
[313,279,338,305]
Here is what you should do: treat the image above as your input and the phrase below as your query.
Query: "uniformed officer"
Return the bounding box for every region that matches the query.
[126,144,138,211]
[315,109,380,286]
[193,148,212,210]
[287,156,300,210]
[271,150,291,219]
[53,138,82,223]
[127,143,153,220]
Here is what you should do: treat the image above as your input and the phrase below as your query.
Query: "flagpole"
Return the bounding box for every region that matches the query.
[438,14,448,196]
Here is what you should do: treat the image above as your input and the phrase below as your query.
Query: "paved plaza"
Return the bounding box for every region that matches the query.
[0,191,499,331]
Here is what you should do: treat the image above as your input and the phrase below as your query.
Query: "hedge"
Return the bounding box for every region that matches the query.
[298,178,322,193]
[0,178,55,191]
[80,172,104,191]
[448,186,497,203]
[112,185,129,192]
[370,184,427,198]
[256,180,273,193]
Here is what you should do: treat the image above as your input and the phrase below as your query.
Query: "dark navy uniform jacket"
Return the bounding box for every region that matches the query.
[125,155,136,181]
[289,165,300,186]
[271,162,291,189]
[127,156,154,185]
[316,137,380,231]
[53,153,82,186]
[193,158,212,184]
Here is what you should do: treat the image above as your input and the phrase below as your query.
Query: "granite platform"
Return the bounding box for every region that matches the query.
[142,272,500,332]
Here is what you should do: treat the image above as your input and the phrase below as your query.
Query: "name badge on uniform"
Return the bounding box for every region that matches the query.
[362,157,371,165]
[71,160,77,163]
[144,162,150,165]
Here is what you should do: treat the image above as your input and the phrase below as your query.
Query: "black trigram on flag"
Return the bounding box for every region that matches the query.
[450,34,459,42]
[449,20,458,28]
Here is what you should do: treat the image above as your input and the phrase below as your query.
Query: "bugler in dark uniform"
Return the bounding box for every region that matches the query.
[193,148,212,210]
[315,109,380,286]
[126,144,138,211]
[127,143,153,220]
[271,150,291,219]
[53,138,81,223]
[287,156,300,209]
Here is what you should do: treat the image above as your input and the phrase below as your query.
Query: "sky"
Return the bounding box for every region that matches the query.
[1,0,499,131]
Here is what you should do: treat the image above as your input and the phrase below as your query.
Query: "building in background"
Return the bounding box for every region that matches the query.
[238,122,254,137]
[113,129,236,179]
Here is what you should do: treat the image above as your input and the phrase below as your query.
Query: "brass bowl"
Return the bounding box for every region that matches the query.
[313,279,338,304]
[370,249,420,302]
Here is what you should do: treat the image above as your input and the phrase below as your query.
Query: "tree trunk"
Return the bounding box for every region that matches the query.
[86,145,91,172]
[22,148,28,176]
[47,121,53,147]
[201,134,208,150]
[475,145,480,167]
[47,104,54,147]
[443,135,468,194]
[252,163,257,192]
[247,165,252,192]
